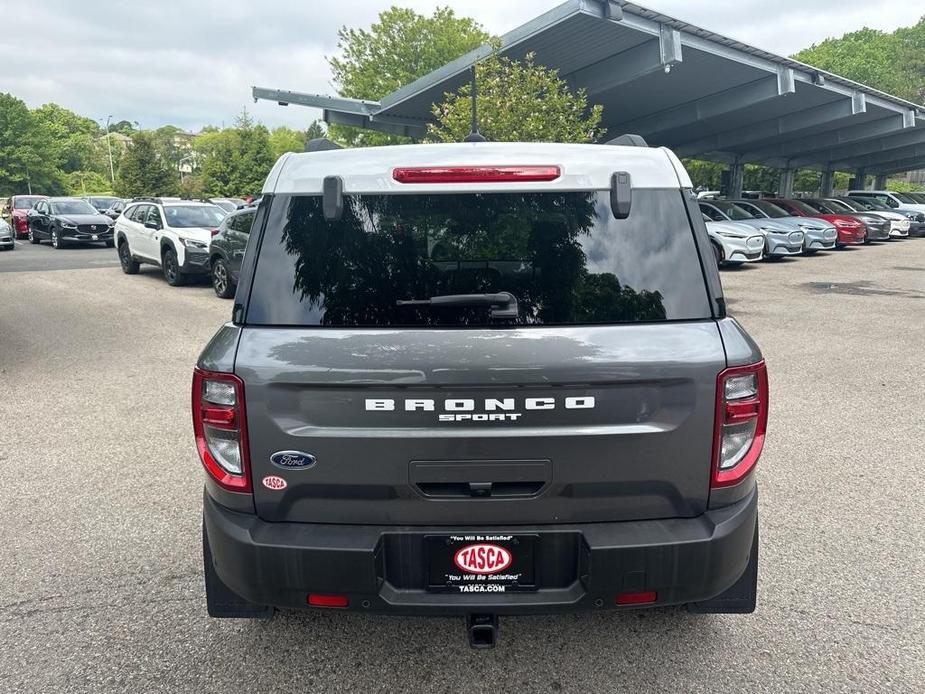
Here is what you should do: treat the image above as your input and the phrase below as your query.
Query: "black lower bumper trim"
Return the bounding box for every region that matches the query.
[203,488,758,616]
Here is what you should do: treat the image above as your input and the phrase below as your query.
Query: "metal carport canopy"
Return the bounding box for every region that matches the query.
[253,0,925,177]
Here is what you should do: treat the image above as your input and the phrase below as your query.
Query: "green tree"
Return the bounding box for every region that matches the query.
[114,131,180,197]
[0,93,63,196]
[197,111,275,196]
[428,51,604,143]
[682,159,725,190]
[328,6,489,146]
[31,103,102,175]
[305,119,326,142]
[269,126,306,159]
[109,120,138,136]
[64,170,112,196]
[794,19,925,104]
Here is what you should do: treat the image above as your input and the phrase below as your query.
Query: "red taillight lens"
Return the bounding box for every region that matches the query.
[712,361,769,488]
[192,368,251,493]
[392,165,560,184]
[210,228,220,237]
[308,594,349,608]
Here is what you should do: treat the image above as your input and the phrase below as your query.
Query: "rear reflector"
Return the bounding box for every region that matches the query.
[616,591,657,605]
[308,594,349,608]
[393,165,560,184]
[712,361,769,488]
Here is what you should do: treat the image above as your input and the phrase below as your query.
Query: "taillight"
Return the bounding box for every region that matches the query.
[392,165,560,184]
[192,368,251,492]
[210,228,220,237]
[712,361,768,488]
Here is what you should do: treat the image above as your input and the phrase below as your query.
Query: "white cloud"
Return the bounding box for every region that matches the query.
[1,0,919,131]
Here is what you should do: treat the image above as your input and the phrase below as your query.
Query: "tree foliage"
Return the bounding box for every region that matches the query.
[196,111,275,196]
[269,126,306,159]
[328,6,489,146]
[114,131,180,197]
[0,93,61,195]
[428,51,604,143]
[793,18,925,104]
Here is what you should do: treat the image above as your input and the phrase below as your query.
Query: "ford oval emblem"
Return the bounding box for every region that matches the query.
[270,451,317,470]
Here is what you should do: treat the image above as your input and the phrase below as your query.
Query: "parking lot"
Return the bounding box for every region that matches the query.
[0,237,923,692]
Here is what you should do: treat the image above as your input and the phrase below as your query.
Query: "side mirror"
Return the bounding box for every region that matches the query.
[610,171,632,219]
[144,221,160,230]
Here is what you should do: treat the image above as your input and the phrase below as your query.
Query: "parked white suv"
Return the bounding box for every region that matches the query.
[115,198,227,286]
[847,190,925,216]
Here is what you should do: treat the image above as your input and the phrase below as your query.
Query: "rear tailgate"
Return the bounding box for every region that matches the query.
[238,322,724,525]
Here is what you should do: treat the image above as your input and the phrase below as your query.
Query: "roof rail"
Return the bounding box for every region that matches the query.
[130,196,162,204]
[305,138,343,152]
[603,134,649,147]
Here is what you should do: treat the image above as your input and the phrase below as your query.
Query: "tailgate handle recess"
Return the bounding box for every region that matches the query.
[410,460,550,499]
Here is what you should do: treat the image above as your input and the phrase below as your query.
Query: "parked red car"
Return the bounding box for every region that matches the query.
[766,198,866,246]
[5,195,48,239]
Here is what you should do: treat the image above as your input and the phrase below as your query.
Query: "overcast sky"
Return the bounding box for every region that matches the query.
[1,0,918,132]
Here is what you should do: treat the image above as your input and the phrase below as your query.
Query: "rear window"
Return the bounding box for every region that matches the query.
[14,197,44,209]
[162,205,226,228]
[246,190,711,327]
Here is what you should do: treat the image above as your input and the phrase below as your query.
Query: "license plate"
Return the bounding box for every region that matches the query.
[426,534,537,593]
[91,235,98,240]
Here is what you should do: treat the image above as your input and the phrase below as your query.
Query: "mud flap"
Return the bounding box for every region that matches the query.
[687,519,758,614]
[203,521,275,619]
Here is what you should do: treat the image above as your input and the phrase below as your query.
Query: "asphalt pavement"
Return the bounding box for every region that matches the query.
[0,240,922,693]
[0,237,121,273]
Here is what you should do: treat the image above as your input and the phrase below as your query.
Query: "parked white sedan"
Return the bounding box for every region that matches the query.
[703,215,764,267]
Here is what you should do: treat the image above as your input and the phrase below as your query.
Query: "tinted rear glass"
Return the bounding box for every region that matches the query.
[14,197,44,209]
[246,190,711,327]
[162,205,226,228]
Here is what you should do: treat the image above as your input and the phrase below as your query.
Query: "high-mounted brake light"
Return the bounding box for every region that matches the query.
[392,165,560,184]
[192,368,251,493]
[712,361,769,488]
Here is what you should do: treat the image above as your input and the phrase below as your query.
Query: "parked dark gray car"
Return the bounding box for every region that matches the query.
[208,207,256,298]
[194,142,767,649]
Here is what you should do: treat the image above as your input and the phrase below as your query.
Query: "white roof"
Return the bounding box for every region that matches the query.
[263,142,692,195]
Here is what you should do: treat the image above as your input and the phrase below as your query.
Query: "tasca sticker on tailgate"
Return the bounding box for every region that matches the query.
[262,475,287,491]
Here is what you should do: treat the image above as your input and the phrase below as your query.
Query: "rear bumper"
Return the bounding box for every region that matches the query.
[204,487,758,616]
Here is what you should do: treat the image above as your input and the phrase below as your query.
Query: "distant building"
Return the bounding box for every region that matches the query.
[903,170,925,186]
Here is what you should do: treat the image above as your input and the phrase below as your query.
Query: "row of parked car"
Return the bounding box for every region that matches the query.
[4,188,925,298]
[698,190,925,266]
[1,193,256,298]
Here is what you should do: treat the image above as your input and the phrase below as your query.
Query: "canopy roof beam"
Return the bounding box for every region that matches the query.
[743,111,917,163]
[790,126,925,169]
[613,71,796,141]
[828,142,925,172]
[672,92,867,157]
[568,27,682,96]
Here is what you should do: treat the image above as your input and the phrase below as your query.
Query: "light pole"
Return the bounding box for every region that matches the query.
[102,115,115,185]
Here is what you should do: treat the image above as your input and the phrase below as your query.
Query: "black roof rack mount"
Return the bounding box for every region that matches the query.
[306,138,343,153]
[604,134,648,147]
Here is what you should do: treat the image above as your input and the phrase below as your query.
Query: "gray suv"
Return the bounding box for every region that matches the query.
[194,141,767,648]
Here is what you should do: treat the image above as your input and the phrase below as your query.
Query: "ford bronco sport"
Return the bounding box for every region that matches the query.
[194,140,767,648]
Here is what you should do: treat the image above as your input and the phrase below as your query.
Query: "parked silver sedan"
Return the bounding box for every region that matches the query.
[0,218,14,251]
[824,198,909,238]
[733,199,838,254]
[702,215,764,267]
[699,200,804,259]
